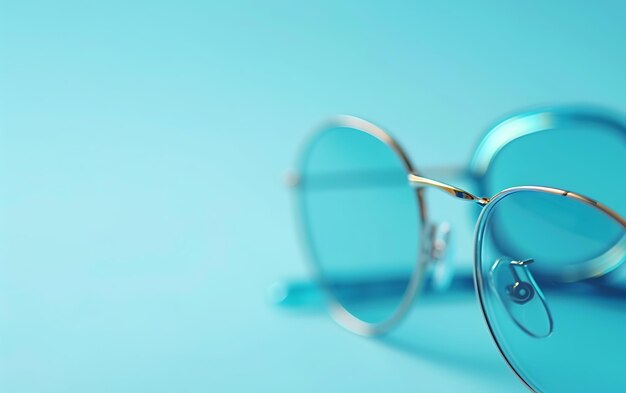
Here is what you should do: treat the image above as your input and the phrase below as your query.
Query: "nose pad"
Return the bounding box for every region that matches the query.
[427,222,454,292]
[489,258,553,338]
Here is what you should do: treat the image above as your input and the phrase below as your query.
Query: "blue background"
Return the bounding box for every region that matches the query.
[2,1,626,392]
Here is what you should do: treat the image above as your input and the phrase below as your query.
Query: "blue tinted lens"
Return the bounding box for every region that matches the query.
[476,189,626,392]
[483,113,626,218]
[298,124,422,325]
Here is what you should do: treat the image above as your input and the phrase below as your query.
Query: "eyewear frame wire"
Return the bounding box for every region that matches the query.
[287,112,626,392]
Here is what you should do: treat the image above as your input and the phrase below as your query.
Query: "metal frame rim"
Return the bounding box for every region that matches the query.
[472,185,626,393]
[293,114,429,336]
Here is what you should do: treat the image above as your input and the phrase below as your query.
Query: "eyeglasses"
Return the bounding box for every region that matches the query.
[282,108,626,392]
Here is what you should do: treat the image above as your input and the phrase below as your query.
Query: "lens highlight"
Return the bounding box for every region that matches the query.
[482,114,626,219]
[297,121,423,328]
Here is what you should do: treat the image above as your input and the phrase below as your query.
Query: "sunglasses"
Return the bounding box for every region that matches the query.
[281,107,626,393]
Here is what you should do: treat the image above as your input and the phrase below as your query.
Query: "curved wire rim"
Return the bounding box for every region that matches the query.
[293,115,430,336]
[473,185,626,393]
[292,109,626,391]
[468,105,626,198]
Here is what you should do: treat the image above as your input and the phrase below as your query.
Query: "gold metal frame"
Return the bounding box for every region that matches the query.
[472,185,626,393]
[291,114,626,392]
[292,115,429,336]
[408,173,490,205]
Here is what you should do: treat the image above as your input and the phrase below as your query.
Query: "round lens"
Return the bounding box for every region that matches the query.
[476,188,626,392]
[477,110,626,218]
[297,118,424,330]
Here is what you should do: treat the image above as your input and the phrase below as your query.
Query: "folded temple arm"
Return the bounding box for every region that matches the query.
[270,262,626,309]
[269,272,476,307]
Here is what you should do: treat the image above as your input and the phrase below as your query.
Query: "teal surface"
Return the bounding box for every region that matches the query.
[2,1,626,392]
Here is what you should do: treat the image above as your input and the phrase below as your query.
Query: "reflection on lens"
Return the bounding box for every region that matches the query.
[483,114,626,219]
[476,188,626,393]
[488,191,624,280]
[297,121,422,327]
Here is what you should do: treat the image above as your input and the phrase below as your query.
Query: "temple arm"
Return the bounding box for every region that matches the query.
[270,262,626,309]
[269,272,476,308]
